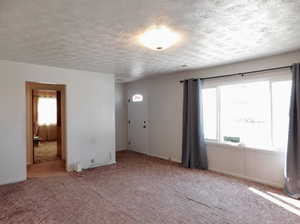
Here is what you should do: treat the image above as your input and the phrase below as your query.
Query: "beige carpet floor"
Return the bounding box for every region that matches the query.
[34,141,58,163]
[1,151,300,224]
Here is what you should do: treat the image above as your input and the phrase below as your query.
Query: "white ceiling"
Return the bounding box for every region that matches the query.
[0,0,300,82]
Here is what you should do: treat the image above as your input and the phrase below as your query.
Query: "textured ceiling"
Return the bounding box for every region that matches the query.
[0,0,300,82]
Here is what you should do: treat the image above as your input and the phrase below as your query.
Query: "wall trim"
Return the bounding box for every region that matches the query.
[146,152,181,163]
[0,177,26,186]
[138,151,283,189]
[88,160,116,169]
[116,148,127,152]
[206,168,283,189]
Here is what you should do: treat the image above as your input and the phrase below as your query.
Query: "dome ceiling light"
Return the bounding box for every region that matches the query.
[138,25,180,51]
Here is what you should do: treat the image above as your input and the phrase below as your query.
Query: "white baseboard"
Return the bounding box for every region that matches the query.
[209,168,283,189]
[133,151,283,189]
[88,160,116,169]
[116,148,127,152]
[146,152,181,163]
[68,160,116,171]
[0,177,26,186]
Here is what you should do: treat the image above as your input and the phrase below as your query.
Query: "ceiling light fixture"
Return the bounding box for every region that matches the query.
[138,25,180,51]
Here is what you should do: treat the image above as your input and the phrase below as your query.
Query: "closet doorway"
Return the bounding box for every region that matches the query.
[26,82,66,177]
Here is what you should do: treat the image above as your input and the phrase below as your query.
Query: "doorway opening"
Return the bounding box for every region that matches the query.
[26,82,67,178]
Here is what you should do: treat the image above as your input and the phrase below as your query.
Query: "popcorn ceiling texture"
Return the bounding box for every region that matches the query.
[0,151,299,224]
[0,0,300,82]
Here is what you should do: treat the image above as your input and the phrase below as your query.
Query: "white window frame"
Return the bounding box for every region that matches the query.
[202,72,292,151]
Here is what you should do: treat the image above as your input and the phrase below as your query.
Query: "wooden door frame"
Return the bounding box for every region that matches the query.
[26,82,67,171]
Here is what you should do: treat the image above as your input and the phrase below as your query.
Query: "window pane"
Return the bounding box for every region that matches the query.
[202,88,217,140]
[220,81,271,148]
[38,97,57,125]
[132,94,143,102]
[272,80,292,150]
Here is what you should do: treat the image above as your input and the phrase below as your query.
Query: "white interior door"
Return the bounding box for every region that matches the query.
[128,90,148,154]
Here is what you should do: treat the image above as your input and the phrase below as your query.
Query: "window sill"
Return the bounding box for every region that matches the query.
[206,141,285,154]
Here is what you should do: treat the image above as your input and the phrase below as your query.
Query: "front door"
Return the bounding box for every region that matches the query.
[127,90,148,154]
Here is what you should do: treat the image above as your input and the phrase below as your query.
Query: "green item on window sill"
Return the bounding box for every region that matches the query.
[224,136,240,143]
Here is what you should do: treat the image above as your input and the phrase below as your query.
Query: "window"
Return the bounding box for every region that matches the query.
[202,78,291,151]
[38,97,57,125]
[202,88,217,140]
[132,94,143,102]
[220,81,271,148]
[272,80,292,149]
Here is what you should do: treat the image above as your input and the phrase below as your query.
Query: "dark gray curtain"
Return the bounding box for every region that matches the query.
[285,63,300,199]
[182,79,208,169]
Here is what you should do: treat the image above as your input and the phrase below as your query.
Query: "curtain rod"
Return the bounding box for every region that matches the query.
[179,65,292,83]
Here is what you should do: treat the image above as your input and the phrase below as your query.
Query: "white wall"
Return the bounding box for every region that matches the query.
[126,50,300,188]
[115,83,128,151]
[0,60,116,185]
